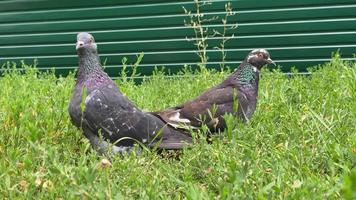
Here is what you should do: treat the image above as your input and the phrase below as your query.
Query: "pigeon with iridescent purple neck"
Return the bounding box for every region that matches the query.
[152,49,275,132]
[68,32,192,154]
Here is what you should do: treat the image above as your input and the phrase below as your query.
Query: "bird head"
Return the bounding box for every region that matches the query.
[76,32,97,53]
[246,49,275,69]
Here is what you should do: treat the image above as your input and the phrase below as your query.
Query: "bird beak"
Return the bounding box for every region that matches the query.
[267,58,276,66]
[76,41,84,50]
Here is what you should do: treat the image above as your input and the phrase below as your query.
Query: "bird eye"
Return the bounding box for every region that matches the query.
[258,53,263,58]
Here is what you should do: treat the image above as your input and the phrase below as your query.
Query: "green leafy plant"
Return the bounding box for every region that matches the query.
[183,0,237,69]
[119,52,144,84]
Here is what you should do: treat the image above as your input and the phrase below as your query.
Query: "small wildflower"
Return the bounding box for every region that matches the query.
[265,168,273,173]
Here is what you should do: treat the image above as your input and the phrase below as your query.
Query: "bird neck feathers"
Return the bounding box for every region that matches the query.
[77,49,103,80]
[236,64,258,84]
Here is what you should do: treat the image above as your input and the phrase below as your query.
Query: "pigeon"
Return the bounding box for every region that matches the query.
[152,49,275,131]
[68,32,192,154]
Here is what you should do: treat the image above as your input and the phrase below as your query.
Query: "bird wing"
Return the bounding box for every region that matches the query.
[153,85,239,130]
[83,86,191,149]
[82,86,150,145]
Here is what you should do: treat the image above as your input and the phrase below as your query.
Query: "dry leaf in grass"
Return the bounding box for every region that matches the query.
[204,167,213,174]
[19,180,28,191]
[265,168,273,173]
[96,158,112,169]
[16,162,25,169]
[292,180,302,188]
[35,177,42,187]
[43,180,53,189]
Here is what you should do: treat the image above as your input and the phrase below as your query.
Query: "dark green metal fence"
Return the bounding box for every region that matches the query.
[1,0,356,77]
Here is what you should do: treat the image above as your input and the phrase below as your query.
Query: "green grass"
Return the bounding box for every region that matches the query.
[0,56,355,199]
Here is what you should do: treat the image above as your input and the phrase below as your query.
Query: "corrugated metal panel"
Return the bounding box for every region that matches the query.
[1,0,356,77]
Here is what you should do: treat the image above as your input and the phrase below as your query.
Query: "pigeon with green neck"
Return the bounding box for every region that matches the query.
[152,49,275,131]
[68,32,192,154]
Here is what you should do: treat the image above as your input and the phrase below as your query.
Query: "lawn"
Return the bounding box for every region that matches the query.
[0,55,355,199]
